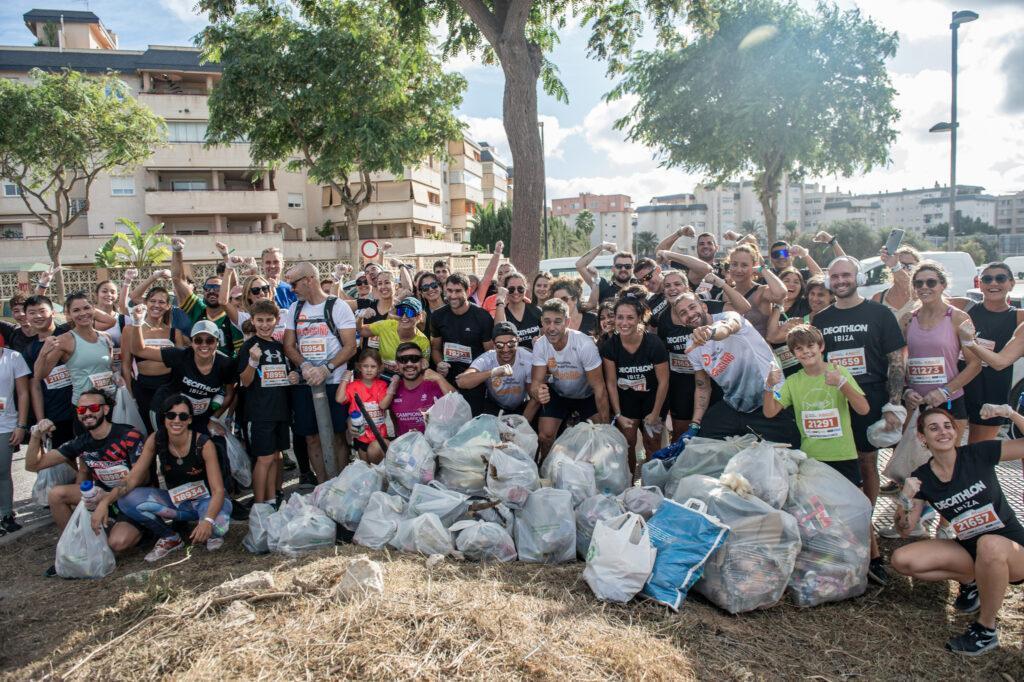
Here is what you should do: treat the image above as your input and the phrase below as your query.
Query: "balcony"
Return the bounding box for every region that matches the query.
[327,201,442,226]
[449,182,484,204]
[136,93,210,120]
[145,189,279,216]
[147,142,255,170]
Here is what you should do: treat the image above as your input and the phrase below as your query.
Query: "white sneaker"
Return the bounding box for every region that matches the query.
[935,524,957,540]
[144,535,184,562]
[878,522,926,539]
[206,537,224,552]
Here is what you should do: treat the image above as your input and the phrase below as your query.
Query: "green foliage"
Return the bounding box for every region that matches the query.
[925,216,997,238]
[958,237,998,264]
[110,219,172,269]
[614,0,899,243]
[94,236,120,269]
[34,22,59,47]
[633,230,659,257]
[470,203,512,254]
[575,209,596,237]
[794,220,929,260]
[315,220,335,240]
[547,215,590,258]
[782,220,799,242]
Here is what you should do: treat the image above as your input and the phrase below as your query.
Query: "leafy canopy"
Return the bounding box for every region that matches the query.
[470,202,512,255]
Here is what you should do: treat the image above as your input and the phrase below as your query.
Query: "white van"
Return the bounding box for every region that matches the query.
[858,251,977,299]
[539,255,618,299]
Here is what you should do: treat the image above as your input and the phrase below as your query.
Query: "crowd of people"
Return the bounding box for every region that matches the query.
[1,227,1022,656]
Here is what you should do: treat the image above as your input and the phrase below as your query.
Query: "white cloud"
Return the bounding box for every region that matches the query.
[159,0,207,24]
[581,94,662,167]
[547,167,704,205]
[459,114,581,162]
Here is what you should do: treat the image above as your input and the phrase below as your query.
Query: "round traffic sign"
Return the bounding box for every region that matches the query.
[361,239,380,259]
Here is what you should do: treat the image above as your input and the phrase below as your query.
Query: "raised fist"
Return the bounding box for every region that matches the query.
[601,241,617,252]
[214,241,229,257]
[812,231,833,244]
[980,403,1013,420]
[496,286,508,306]
[790,244,808,259]
[679,225,696,239]
[382,241,393,252]
[171,237,186,252]
[436,361,450,377]
[722,230,741,242]
[703,272,725,288]
[901,476,921,500]
[156,269,172,279]
[957,319,977,343]
[495,240,504,254]
[131,304,147,325]
[490,364,513,378]
[123,268,138,282]
[248,344,262,362]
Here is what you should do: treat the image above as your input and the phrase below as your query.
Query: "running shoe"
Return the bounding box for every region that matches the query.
[144,535,184,562]
[945,622,998,656]
[297,471,317,492]
[230,499,251,521]
[1,514,21,533]
[206,537,224,552]
[953,582,980,614]
[867,557,889,586]
[43,564,57,578]
[282,454,297,471]
[879,480,900,496]
[878,522,927,539]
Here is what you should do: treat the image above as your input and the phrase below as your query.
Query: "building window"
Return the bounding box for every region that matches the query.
[0,224,23,239]
[610,201,617,207]
[428,191,440,205]
[110,176,135,196]
[166,121,209,143]
[171,180,208,191]
[287,192,304,209]
[70,198,88,215]
[3,182,21,198]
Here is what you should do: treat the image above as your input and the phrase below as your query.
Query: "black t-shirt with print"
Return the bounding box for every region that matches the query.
[505,303,542,351]
[25,337,73,422]
[600,332,669,395]
[159,347,237,431]
[578,311,599,339]
[598,277,634,303]
[58,423,146,492]
[429,303,494,376]
[237,336,291,422]
[812,300,905,386]
[912,441,1024,554]
[647,292,668,329]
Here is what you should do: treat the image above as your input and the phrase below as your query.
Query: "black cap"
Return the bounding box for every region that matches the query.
[493,322,518,340]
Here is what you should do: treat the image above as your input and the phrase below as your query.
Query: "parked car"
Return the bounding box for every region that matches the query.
[859,250,977,299]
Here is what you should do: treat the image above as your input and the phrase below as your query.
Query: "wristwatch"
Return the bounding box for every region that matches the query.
[326,361,337,372]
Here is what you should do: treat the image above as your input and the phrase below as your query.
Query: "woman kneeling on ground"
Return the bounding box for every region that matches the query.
[890,405,1024,656]
[92,393,232,563]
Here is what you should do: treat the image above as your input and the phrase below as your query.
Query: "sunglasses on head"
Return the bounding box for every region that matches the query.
[192,335,217,346]
[981,274,1010,284]
[76,404,104,415]
[395,306,417,318]
[249,285,271,296]
[396,355,422,365]
[203,283,221,292]
[419,281,439,292]
[507,285,526,294]
[494,340,518,350]
[613,263,632,270]
[913,278,940,289]
[164,410,190,421]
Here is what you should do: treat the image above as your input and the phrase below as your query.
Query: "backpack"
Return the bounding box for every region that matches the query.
[292,296,340,338]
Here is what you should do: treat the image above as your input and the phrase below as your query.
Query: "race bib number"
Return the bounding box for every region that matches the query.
[168,480,211,506]
[89,371,113,390]
[260,363,290,388]
[299,336,328,361]
[45,364,72,389]
[827,348,866,376]
[92,463,129,486]
[362,401,386,426]
[907,356,946,385]
[367,336,380,349]
[186,395,211,415]
[951,503,1005,541]
[774,345,799,369]
[443,342,472,364]
[802,408,842,439]
[669,352,694,374]
[617,376,648,392]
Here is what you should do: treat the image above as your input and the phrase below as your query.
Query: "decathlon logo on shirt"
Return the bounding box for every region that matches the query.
[934,481,987,511]
[820,323,869,343]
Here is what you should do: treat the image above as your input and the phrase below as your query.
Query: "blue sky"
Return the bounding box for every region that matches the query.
[4,0,1023,203]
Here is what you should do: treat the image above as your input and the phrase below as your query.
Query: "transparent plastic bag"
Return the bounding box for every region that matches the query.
[722,442,793,509]
[405,482,470,527]
[389,512,454,556]
[575,493,625,558]
[640,459,671,492]
[867,404,906,449]
[619,486,664,520]
[55,501,116,579]
[450,519,517,562]
[243,502,276,554]
[546,421,630,495]
[882,408,930,483]
[222,428,252,490]
[32,463,76,506]
[583,512,657,603]
[784,458,872,607]
[354,492,406,549]
[472,501,515,534]
[485,445,539,509]
[664,434,758,498]
[317,460,385,530]
[554,459,598,508]
[273,494,336,556]
[112,385,148,436]
[675,474,801,614]
[514,488,576,564]
[384,431,437,498]
[436,415,501,494]
[424,392,473,448]
[498,413,538,460]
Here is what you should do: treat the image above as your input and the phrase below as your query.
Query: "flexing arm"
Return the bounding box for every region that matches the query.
[33,334,69,380]
[813,231,846,258]
[169,238,194,305]
[476,241,503,302]
[423,368,455,395]
[129,271,165,306]
[758,266,788,305]
[790,244,822,277]
[960,319,1024,371]
[125,307,164,362]
[218,262,241,325]
[576,242,615,280]
[23,422,73,472]
[655,225,695,255]
[715,276,752,315]
[656,251,712,279]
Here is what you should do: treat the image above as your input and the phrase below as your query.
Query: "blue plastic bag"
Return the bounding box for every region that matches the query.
[642,498,729,611]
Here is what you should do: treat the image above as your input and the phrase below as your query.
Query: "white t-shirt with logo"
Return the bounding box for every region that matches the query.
[531,330,602,400]
[469,347,534,410]
[0,349,30,432]
[285,298,357,384]
[685,312,776,413]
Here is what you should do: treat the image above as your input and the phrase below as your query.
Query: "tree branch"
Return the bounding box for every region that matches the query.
[503,0,534,39]
[456,0,502,46]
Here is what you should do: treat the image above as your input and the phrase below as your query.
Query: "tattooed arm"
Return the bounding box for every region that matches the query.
[886,348,907,405]
[691,370,712,424]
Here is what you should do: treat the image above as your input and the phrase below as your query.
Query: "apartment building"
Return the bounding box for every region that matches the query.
[550,192,632,248]
[479,142,509,208]
[996,191,1024,234]
[634,193,707,250]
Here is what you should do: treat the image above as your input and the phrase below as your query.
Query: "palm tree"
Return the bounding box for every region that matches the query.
[94,236,120,268]
[110,219,172,269]
[632,231,658,258]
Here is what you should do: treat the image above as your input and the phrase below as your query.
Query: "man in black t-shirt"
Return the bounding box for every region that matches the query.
[576,243,636,302]
[633,257,669,322]
[24,295,74,447]
[430,272,494,414]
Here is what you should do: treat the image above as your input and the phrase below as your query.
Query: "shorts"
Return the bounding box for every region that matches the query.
[540,391,598,422]
[246,420,290,458]
[697,401,800,447]
[824,458,863,488]
[292,384,348,437]
[851,383,888,453]
[481,395,526,416]
[619,388,669,421]
[959,529,1024,561]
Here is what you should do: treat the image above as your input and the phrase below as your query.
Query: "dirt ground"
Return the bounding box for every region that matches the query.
[0,521,1021,681]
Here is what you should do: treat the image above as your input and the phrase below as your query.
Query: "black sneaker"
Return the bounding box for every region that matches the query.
[44,564,57,578]
[297,471,317,491]
[2,514,22,533]
[868,557,889,586]
[282,455,297,471]
[229,499,251,521]
[878,480,900,496]
[946,622,998,656]
[953,582,981,614]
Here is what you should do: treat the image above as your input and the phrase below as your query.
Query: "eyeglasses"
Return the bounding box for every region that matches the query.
[203,283,221,292]
[164,411,190,421]
[913,278,940,289]
[192,335,218,346]
[395,306,417,318]
[396,355,422,365]
[419,281,439,292]
[613,263,632,270]
[494,340,518,350]
[249,285,271,296]
[981,274,1010,284]
[507,285,526,294]
[289,275,311,287]
[76,404,104,415]
[897,263,915,270]
[771,250,789,259]
[355,279,369,287]
[636,271,655,283]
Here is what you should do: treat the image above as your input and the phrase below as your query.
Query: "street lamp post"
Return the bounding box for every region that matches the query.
[540,120,549,260]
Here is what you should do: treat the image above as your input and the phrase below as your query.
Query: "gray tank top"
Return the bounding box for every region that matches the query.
[67,330,113,401]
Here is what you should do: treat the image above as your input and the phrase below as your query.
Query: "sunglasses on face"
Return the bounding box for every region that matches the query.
[203,284,221,292]
[613,263,632,270]
[419,281,439,292]
[249,285,271,296]
[164,411,190,422]
[355,279,369,287]
[771,250,789,259]
[981,274,1010,284]
[76,404,104,415]
[913,278,940,289]
[494,340,518,350]
[636,271,654,283]
[507,285,526,294]
[192,335,217,346]
[395,306,417,318]
[396,355,422,365]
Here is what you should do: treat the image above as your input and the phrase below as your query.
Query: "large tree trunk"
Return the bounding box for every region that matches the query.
[46,227,65,300]
[342,208,361,268]
[755,172,780,245]
[497,36,543,275]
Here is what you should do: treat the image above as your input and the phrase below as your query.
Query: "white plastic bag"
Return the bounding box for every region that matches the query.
[243,502,276,554]
[497,413,539,460]
[424,392,473,448]
[640,458,671,491]
[664,434,757,498]
[317,460,385,530]
[883,408,930,484]
[515,488,576,564]
[354,492,406,549]
[32,463,76,506]
[546,422,630,495]
[405,482,470,527]
[722,442,793,509]
[867,404,906,449]
[112,385,148,436]
[384,431,437,497]
[389,513,454,556]
[273,494,336,556]
[575,493,626,558]
[553,459,598,508]
[55,501,116,579]
[224,429,252,489]
[485,446,539,509]
[619,485,664,519]
[583,512,657,603]
[450,519,517,562]
[436,415,501,494]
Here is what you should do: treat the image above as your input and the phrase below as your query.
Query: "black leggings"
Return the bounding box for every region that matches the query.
[133,373,172,434]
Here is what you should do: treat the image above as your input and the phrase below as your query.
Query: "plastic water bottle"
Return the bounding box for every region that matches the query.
[81,480,99,511]
[349,410,366,435]
[211,392,225,412]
